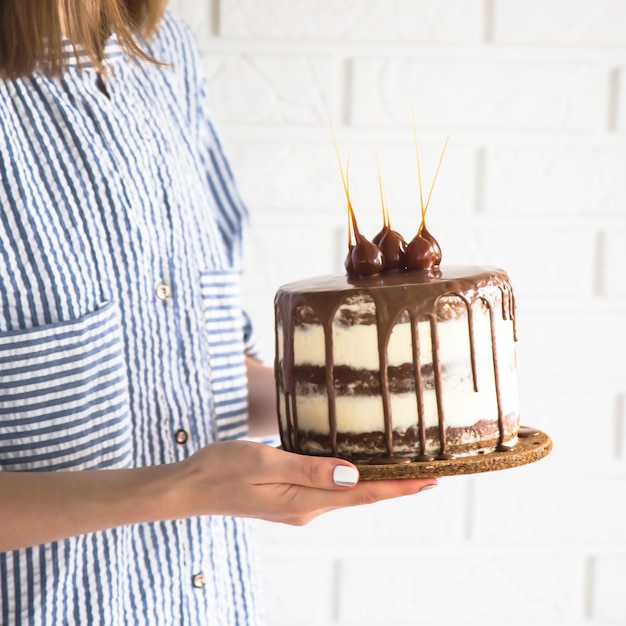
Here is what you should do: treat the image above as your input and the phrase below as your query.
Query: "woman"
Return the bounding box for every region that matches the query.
[0,1,437,624]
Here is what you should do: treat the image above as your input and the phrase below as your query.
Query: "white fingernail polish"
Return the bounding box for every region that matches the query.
[333,465,359,486]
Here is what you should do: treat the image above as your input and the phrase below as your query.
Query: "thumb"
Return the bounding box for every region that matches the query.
[275,449,360,490]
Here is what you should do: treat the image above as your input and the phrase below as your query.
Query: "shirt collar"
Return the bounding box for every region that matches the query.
[60,34,125,70]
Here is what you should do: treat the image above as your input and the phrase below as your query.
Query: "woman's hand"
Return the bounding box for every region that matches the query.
[173,440,437,526]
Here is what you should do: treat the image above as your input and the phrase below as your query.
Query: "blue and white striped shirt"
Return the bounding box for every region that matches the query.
[0,13,264,626]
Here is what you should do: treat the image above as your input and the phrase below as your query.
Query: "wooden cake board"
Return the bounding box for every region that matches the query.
[356,428,552,480]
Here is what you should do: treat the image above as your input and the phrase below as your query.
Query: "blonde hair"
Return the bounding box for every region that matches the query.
[0,0,167,78]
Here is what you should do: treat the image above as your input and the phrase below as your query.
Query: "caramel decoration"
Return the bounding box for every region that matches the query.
[403,235,437,270]
[331,131,384,277]
[372,143,407,270]
[419,225,442,266]
[345,166,384,276]
[350,237,385,276]
[404,134,449,270]
[377,228,408,270]
[331,124,448,277]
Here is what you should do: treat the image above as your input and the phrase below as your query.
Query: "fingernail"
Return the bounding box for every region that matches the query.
[333,465,359,486]
[419,483,438,493]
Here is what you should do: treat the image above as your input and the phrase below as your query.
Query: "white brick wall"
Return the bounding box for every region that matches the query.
[171,1,626,624]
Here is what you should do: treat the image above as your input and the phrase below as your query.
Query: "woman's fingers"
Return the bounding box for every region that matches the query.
[245,444,438,523]
[182,441,438,525]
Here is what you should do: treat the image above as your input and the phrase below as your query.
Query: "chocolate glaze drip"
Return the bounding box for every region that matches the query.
[275,266,517,463]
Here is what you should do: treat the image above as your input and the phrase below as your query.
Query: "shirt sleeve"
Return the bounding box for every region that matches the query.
[194,79,262,359]
[195,80,251,271]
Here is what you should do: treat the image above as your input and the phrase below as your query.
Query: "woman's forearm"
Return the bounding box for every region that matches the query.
[0,463,183,552]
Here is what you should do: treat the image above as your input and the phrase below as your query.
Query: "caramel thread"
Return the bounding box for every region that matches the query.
[424,135,449,220]
[411,109,426,233]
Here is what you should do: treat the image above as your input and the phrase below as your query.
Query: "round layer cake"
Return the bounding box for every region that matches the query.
[274,266,520,463]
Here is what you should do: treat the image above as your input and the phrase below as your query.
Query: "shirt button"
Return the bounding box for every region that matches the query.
[175,429,188,444]
[192,573,206,589]
[156,283,171,300]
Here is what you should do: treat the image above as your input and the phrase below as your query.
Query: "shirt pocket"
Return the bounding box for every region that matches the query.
[0,301,133,472]
[200,270,249,441]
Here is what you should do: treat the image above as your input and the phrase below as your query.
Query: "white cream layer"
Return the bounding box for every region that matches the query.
[288,358,517,433]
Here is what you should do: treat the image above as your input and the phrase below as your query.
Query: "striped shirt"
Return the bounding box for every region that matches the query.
[0,13,264,626]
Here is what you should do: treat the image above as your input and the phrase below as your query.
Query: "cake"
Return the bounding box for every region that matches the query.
[274,266,519,463]
[274,138,520,464]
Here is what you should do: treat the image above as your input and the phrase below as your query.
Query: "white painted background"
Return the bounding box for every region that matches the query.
[170,1,626,624]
